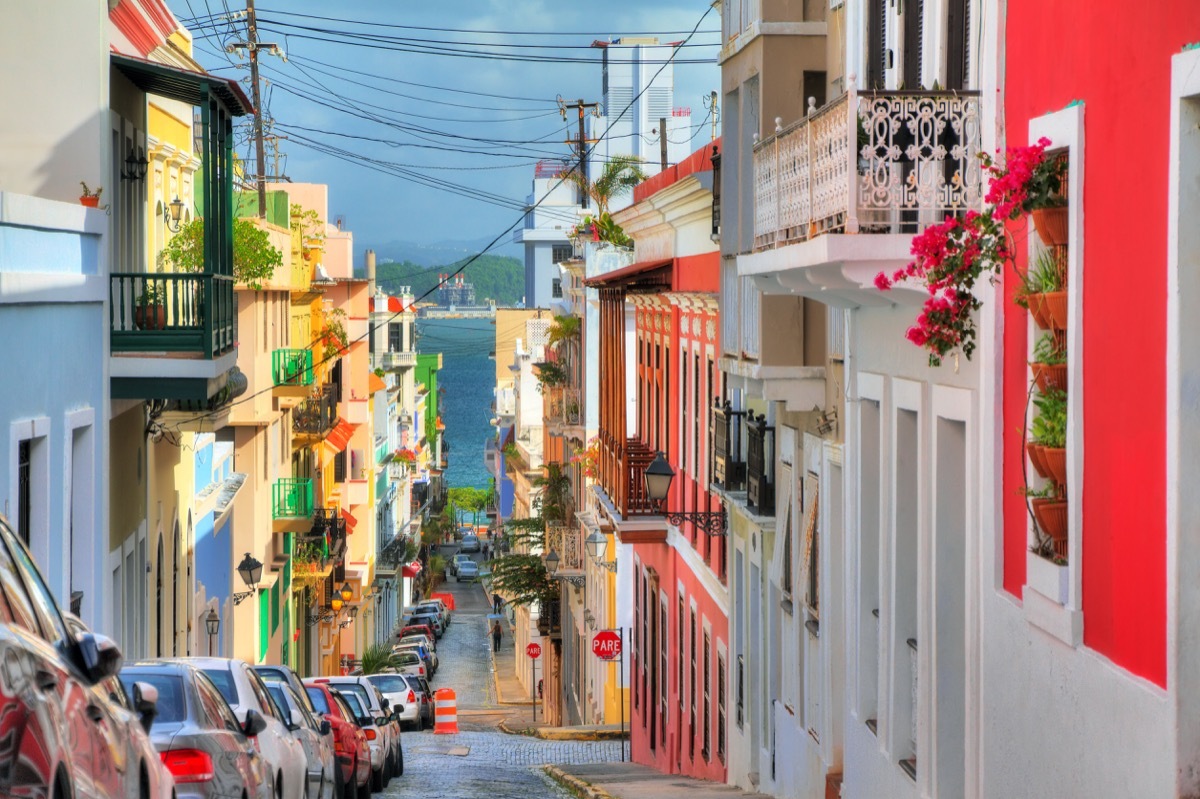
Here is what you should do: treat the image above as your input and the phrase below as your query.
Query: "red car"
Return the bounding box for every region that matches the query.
[398,623,437,648]
[304,682,370,799]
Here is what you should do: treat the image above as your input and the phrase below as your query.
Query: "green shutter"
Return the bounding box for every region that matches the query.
[259,589,269,662]
[271,583,280,634]
[282,602,291,668]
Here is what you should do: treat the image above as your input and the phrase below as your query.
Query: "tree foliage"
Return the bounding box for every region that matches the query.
[448,487,489,527]
[376,255,523,306]
[561,154,648,215]
[534,462,572,523]
[487,552,556,608]
[157,218,283,289]
[358,643,404,675]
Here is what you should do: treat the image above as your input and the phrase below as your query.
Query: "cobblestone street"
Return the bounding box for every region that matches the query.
[377,548,621,796]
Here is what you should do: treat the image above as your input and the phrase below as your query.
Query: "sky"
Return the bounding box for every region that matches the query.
[170,0,721,260]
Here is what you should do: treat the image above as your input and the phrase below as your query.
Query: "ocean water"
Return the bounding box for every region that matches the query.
[416,318,494,491]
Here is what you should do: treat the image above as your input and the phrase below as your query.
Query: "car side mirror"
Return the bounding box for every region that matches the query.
[380,698,391,711]
[289,709,305,731]
[243,708,268,737]
[77,632,123,684]
[319,719,332,736]
[132,681,158,733]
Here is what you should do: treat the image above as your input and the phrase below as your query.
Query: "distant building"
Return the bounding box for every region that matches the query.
[436,273,476,307]
[515,159,581,310]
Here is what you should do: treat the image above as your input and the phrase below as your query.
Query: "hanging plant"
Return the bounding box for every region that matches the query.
[874,137,1065,367]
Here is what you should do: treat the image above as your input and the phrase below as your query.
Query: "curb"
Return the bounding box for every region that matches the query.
[533,727,627,741]
[543,766,618,799]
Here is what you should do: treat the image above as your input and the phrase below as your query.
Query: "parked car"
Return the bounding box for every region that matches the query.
[186,657,309,799]
[459,533,481,552]
[254,663,320,716]
[309,676,402,788]
[405,609,444,636]
[398,633,438,668]
[415,599,451,627]
[455,560,480,582]
[449,553,473,576]
[331,690,388,791]
[402,673,435,730]
[119,661,271,799]
[264,679,337,799]
[394,639,437,675]
[366,673,421,731]
[389,649,427,679]
[0,513,166,799]
[398,623,438,646]
[304,682,370,799]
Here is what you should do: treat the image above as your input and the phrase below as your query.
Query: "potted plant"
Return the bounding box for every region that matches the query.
[1022,153,1069,247]
[134,278,166,331]
[79,182,102,208]
[1030,333,1068,393]
[1014,248,1066,330]
[1030,387,1067,486]
[1031,494,1069,559]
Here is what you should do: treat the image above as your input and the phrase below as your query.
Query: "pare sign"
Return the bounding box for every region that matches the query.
[591,630,622,660]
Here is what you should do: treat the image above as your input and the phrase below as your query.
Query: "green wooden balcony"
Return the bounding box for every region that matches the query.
[273,478,314,533]
[273,349,314,402]
[110,273,236,357]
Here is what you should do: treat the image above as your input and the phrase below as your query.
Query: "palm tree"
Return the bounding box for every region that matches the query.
[562,154,648,215]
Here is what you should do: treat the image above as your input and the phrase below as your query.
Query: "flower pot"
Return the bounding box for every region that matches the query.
[134,305,166,331]
[80,196,100,208]
[1026,441,1051,480]
[1031,207,1069,247]
[1043,291,1069,330]
[1031,498,1069,558]
[1026,293,1054,329]
[1032,362,1068,393]
[1041,446,1067,486]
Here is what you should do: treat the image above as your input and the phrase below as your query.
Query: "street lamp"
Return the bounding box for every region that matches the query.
[166,196,185,232]
[232,553,263,604]
[543,550,560,575]
[643,451,727,536]
[330,597,344,613]
[543,548,585,589]
[205,608,219,655]
[585,530,618,572]
[339,582,353,602]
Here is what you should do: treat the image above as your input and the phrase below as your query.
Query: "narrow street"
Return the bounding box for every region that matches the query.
[377,546,621,797]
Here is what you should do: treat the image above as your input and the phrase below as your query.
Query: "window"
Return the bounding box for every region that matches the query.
[17,440,30,546]
[551,278,563,298]
[702,630,712,760]
[678,593,685,722]
[803,474,820,614]
[660,598,668,745]
[717,653,727,763]
[196,672,240,732]
[689,609,697,759]
[633,570,640,710]
[736,654,745,728]
[7,533,66,646]
[552,244,572,264]
[782,501,794,599]
[389,322,402,352]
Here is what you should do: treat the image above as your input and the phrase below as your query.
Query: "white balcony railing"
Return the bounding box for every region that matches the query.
[381,350,417,370]
[753,83,982,252]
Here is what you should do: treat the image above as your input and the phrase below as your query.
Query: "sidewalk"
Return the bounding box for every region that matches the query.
[546,763,775,799]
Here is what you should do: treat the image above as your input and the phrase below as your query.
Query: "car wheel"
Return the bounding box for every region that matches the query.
[356,773,371,799]
[341,763,355,799]
[276,773,284,799]
[395,746,404,778]
[371,766,384,792]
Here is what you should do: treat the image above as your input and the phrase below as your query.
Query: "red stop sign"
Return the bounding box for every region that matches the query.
[526,643,542,659]
[592,630,622,660]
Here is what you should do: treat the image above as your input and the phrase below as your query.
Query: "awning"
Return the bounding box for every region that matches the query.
[583,258,672,288]
[401,561,423,578]
[369,373,387,394]
[111,53,254,116]
[342,507,358,534]
[326,418,357,454]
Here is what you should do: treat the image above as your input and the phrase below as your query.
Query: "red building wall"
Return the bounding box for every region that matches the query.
[1000,1,1199,686]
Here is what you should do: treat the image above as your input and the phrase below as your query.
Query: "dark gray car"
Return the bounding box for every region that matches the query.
[119,661,272,799]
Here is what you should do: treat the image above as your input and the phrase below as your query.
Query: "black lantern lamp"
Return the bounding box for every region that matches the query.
[205,608,220,637]
[543,550,560,575]
[122,150,148,182]
[232,553,263,604]
[643,451,727,536]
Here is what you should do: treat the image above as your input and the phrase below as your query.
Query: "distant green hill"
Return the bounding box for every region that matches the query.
[376,254,524,306]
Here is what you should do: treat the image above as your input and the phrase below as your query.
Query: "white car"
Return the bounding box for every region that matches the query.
[449,553,473,575]
[264,680,337,799]
[366,673,422,731]
[186,657,309,799]
[456,560,480,581]
[460,533,481,552]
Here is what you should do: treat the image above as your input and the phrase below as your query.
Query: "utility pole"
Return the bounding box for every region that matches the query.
[246,0,267,217]
[659,116,668,171]
[558,97,600,209]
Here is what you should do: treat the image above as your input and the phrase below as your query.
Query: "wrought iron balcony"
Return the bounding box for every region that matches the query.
[545,387,583,434]
[273,348,314,387]
[546,524,584,572]
[746,414,775,517]
[303,507,347,565]
[712,399,746,492]
[293,384,338,439]
[752,86,982,252]
[110,272,236,357]
[273,478,313,520]
[537,598,562,639]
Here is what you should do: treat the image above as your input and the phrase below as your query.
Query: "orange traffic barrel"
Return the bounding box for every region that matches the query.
[433,687,459,734]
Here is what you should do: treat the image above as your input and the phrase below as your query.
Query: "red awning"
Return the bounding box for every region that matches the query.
[326,418,357,454]
[582,258,672,288]
[401,561,423,578]
[342,507,358,534]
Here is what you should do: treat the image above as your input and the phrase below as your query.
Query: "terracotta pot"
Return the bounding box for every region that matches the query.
[134,305,166,331]
[1026,441,1051,480]
[80,196,100,208]
[1043,291,1069,330]
[1026,293,1054,329]
[1032,362,1068,393]
[1031,498,1069,557]
[1031,207,1069,247]
[1041,446,1067,486]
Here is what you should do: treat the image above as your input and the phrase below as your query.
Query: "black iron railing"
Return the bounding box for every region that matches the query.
[537,599,562,637]
[712,400,746,492]
[293,384,338,437]
[746,413,775,516]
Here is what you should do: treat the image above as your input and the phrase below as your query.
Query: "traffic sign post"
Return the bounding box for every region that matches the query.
[591,630,621,660]
[527,642,541,722]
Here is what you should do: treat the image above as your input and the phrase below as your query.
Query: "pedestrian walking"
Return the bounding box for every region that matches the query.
[490,619,503,652]
[492,592,503,613]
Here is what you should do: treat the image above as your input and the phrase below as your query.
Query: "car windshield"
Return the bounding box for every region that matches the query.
[368,675,408,693]
[201,667,239,705]
[118,672,186,723]
[340,691,366,718]
[306,686,330,714]
[403,675,426,693]
[455,555,471,562]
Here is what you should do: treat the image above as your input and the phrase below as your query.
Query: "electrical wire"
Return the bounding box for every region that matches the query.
[160,4,713,433]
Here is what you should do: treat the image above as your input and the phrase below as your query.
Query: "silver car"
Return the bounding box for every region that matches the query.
[366,673,420,731]
[264,680,336,799]
[119,662,271,799]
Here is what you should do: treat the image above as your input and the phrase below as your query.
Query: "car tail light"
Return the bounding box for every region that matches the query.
[161,749,214,783]
[364,728,377,740]
[407,690,416,703]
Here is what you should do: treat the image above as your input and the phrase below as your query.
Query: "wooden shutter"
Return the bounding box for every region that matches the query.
[902,0,924,89]
[945,0,970,89]
[800,473,820,614]
[867,0,887,89]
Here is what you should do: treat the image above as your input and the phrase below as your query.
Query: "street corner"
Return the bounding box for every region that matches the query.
[543,765,619,799]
